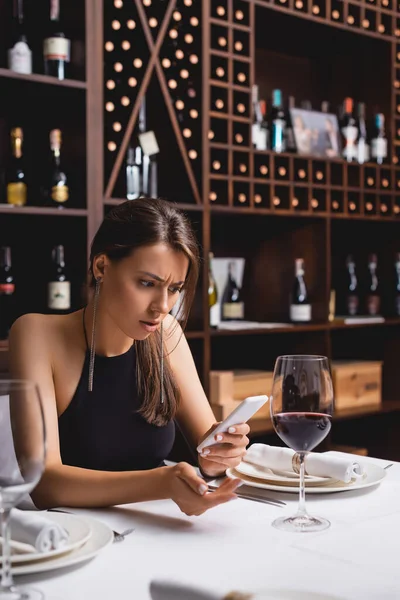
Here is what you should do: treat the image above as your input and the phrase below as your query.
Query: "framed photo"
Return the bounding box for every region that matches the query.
[290,107,341,158]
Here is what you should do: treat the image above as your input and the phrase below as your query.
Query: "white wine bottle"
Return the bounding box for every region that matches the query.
[289,258,311,322]
[221,261,244,321]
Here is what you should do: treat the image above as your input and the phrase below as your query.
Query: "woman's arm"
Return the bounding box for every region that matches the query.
[165,315,249,477]
[8,314,240,512]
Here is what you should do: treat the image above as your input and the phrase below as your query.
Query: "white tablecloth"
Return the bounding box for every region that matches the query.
[16,453,400,600]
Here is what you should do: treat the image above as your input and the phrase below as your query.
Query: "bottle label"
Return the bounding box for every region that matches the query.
[43,37,70,62]
[252,123,260,146]
[223,302,244,320]
[272,120,286,152]
[367,295,380,316]
[0,284,15,295]
[371,138,387,160]
[51,185,69,203]
[48,281,71,310]
[290,304,311,322]
[342,126,358,160]
[255,128,268,151]
[210,303,220,327]
[8,42,32,74]
[347,295,359,316]
[7,182,27,206]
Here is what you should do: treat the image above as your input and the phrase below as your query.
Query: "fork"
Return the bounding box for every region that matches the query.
[47,508,135,543]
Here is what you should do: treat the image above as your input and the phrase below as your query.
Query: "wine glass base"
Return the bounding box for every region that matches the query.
[272,513,330,533]
[0,586,43,600]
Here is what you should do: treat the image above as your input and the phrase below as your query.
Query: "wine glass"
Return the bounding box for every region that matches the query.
[0,380,46,599]
[270,355,334,533]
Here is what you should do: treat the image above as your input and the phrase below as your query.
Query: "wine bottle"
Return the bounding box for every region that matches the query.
[395,253,400,317]
[289,258,311,322]
[208,252,219,328]
[371,113,387,165]
[285,96,296,153]
[258,100,268,151]
[7,0,32,74]
[6,127,27,206]
[43,0,71,80]
[345,254,359,316]
[269,89,286,153]
[48,129,69,206]
[251,84,261,149]
[0,247,15,340]
[221,261,244,321]
[47,245,71,312]
[126,146,140,200]
[366,253,380,316]
[341,97,358,162]
[356,102,369,164]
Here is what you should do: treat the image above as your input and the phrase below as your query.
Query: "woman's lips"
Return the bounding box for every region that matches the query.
[139,321,159,333]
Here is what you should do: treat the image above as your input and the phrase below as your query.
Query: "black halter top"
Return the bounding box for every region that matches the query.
[58,310,176,471]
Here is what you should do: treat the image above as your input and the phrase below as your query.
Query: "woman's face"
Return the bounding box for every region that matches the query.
[95,243,189,340]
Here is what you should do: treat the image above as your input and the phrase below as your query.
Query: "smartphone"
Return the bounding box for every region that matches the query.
[196,394,269,453]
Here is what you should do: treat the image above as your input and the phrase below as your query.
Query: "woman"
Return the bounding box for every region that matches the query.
[9,198,247,516]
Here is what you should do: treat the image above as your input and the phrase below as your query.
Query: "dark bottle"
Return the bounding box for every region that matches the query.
[345,255,359,316]
[43,0,71,80]
[371,113,387,165]
[47,245,71,312]
[341,97,358,162]
[7,0,32,74]
[356,102,369,164]
[221,261,244,321]
[394,253,400,316]
[285,96,297,153]
[6,127,27,206]
[289,258,312,323]
[48,129,69,206]
[366,253,380,316]
[269,89,286,153]
[0,247,15,340]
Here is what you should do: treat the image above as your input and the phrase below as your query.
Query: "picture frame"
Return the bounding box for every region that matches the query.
[290,107,341,158]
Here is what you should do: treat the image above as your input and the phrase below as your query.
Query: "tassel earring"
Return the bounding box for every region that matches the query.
[88,277,101,392]
[160,321,164,404]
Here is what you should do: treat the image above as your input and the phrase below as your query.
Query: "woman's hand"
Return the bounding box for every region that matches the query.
[167,462,241,517]
[197,422,250,478]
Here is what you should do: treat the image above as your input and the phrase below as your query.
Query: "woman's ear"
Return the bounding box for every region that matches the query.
[93,254,108,280]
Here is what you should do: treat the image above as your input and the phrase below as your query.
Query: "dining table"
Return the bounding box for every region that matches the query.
[14,452,400,600]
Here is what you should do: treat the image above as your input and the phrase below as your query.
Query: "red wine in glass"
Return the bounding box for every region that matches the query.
[272,412,332,452]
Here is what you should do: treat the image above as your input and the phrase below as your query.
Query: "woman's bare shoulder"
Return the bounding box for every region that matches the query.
[10,311,82,349]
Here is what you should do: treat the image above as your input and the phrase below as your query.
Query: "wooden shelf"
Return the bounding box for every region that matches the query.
[211,323,328,336]
[185,331,205,339]
[104,198,204,211]
[0,205,88,217]
[248,400,400,437]
[330,318,400,330]
[0,68,87,89]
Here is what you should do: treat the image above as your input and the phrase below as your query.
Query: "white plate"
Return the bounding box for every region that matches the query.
[227,461,386,494]
[235,461,336,486]
[12,514,113,575]
[2,512,92,564]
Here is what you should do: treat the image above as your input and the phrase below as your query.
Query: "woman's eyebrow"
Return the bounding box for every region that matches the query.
[138,271,185,285]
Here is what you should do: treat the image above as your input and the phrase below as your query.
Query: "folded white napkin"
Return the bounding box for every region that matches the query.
[150,580,221,600]
[244,444,365,483]
[8,509,69,553]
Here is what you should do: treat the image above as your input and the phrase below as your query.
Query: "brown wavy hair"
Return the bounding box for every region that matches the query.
[89,197,200,426]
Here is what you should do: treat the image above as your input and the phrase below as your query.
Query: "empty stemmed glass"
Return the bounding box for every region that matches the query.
[0,380,46,599]
[270,355,334,533]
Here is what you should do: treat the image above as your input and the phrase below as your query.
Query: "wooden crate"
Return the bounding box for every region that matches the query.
[210,370,273,405]
[331,361,382,411]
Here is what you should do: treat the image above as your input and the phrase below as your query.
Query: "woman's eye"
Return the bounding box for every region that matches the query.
[140,280,154,287]
[169,287,183,294]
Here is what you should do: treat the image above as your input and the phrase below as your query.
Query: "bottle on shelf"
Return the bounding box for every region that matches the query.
[48,129,69,207]
[258,100,269,151]
[371,113,387,165]
[6,127,27,206]
[47,245,71,312]
[43,0,71,80]
[251,84,262,149]
[356,102,369,164]
[221,261,244,321]
[126,146,140,201]
[341,97,358,162]
[345,254,359,316]
[208,252,219,328]
[269,89,286,153]
[394,253,400,317]
[366,253,380,316]
[289,258,312,323]
[8,0,32,75]
[0,247,15,341]
[285,96,296,153]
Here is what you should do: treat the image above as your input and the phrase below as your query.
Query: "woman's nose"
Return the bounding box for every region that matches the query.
[152,289,169,314]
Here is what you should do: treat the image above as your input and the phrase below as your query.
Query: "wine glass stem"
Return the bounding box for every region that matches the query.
[0,507,15,592]
[297,452,307,517]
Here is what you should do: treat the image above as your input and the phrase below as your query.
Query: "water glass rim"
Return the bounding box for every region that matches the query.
[276,354,328,361]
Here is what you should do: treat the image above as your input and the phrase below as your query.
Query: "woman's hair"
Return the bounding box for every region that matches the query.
[89,197,200,426]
